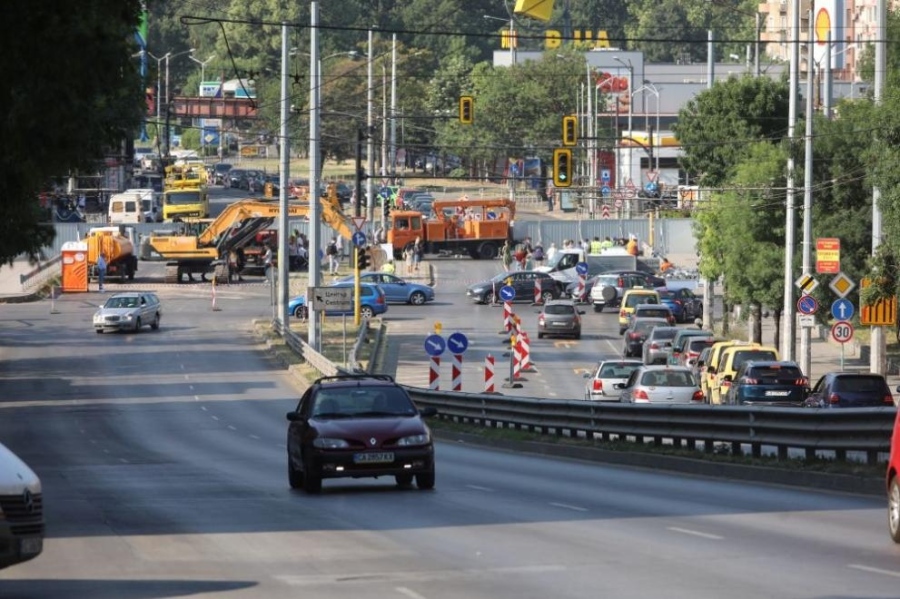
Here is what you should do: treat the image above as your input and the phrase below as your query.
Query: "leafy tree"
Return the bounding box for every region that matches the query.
[0,1,145,265]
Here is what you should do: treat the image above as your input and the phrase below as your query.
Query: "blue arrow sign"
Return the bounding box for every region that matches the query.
[447,332,469,354]
[797,294,819,315]
[499,285,516,302]
[424,334,446,357]
[645,181,658,193]
[600,186,611,197]
[575,262,589,276]
[352,231,367,247]
[831,298,854,321]
[600,169,611,182]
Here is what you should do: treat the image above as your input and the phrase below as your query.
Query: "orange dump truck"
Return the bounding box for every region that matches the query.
[85,226,138,282]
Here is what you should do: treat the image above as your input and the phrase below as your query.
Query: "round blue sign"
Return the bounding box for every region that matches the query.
[831,298,854,321]
[352,231,367,247]
[645,182,658,193]
[575,262,589,276]
[447,332,469,354]
[499,285,516,302]
[797,295,818,315]
[424,334,446,357]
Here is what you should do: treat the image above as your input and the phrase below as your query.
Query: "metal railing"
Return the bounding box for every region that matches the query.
[20,256,62,291]
[404,388,896,465]
[272,318,342,377]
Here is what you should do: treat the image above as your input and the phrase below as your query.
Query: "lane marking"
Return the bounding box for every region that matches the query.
[228,425,237,431]
[194,395,200,401]
[465,484,493,492]
[119,458,129,463]
[848,564,900,578]
[211,416,219,421]
[667,527,723,540]
[549,502,588,512]
[201,406,207,411]
[249,434,260,440]
[396,587,428,599]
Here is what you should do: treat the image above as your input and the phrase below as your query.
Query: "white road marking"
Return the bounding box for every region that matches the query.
[119,458,129,463]
[211,416,219,421]
[667,527,723,540]
[549,502,588,512]
[249,434,260,440]
[227,425,237,431]
[848,564,900,578]
[396,587,428,599]
[276,564,567,586]
[465,484,493,492]
[194,395,200,401]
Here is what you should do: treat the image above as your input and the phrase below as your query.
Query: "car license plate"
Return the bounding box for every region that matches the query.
[552,322,567,326]
[20,537,41,555]
[765,390,791,397]
[354,452,394,464]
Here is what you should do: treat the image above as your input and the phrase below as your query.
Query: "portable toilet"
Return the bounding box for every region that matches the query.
[60,241,89,293]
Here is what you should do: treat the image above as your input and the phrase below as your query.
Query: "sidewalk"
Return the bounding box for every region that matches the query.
[0,258,46,303]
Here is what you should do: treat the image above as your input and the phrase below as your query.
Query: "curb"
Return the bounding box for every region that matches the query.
[433,429,884,497]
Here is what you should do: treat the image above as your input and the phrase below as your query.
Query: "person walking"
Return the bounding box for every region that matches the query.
[326,237,339,274]
[546,242,558,264]
[501,240,512,272]
[532,242,544,267]
[97,253,107,293]
[412,236,424,272]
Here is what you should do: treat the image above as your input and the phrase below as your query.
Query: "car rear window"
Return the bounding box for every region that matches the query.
[635,307,670,318]
[650,328,679,340]
[634,320,665,334]
[598,363,641,378]
[640,370,695,387]
[833,375,888,393]
[657,290,675,300]
[545,304,575,315]
[626,294,658,308]
[731,350,778,371]
[745,365,803,382]
[687,338,717,352]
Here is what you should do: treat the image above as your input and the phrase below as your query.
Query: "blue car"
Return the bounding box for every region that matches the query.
[289,282,387,319]
[336,273,434,305]
[656,286,703,323]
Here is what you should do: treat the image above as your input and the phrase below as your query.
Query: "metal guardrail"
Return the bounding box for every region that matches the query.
[20,256,62,290]
[272,318,341,377]
[346,317,370,373]
[404,388,896,465]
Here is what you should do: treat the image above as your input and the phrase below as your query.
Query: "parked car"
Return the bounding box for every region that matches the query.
[803,372,894,408]
[617,365,704,404]
[212,163,233,185]
[607,269,666,288]
[622,317,669,357]
[724,360,809,406]
[657,286,703,323]
[289,282,387,320]
[336,273,434,305]
[466,271,559,305]
[93,292,162,333]
[228,168,249,189]
[583,359,643,400]
[537,299,583,339]
[642,325,680,365]
[682,336,721,369]
[285,374,437,493]
[587,272,649,310]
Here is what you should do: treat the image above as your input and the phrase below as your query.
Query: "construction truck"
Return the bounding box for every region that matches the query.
[387,197,516,259]
[85,226,138,282]
[140,186,353,283]
[161,164,209,220]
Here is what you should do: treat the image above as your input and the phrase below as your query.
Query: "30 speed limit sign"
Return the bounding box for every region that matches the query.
[831,320,854,344]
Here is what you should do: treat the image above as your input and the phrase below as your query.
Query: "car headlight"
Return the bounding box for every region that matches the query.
[313,437,350,449]
[397,432,431,446]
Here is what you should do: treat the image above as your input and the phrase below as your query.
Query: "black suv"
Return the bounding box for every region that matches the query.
[286,375,437,493]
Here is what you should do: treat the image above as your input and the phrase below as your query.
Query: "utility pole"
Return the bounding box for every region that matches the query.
[871,0,887,374]
[366,29,375,224]
[800,13,814,376]
[308,1,322,350]
[782,0,800,361]
[278,22,290,329]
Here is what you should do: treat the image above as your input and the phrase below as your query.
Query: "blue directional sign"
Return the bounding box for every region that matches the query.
[831,298,855,321]
[600,185,611,197]
[645,181,658,194]
[600,169,611,182]
[499,285,516,302]
[424,334,446,357]
[575,262,589,276]
[447,332,469,354]
[797,294,819,315]
[352,231,367,247]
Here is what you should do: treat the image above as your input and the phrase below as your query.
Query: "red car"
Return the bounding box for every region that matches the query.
[888,396,900,542]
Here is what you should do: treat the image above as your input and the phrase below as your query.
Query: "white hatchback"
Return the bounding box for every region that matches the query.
[583,359,643,400]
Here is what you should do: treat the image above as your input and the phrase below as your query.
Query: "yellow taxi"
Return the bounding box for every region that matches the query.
[711,344,780,405]
[617,288,662,334]
[701,340,743,403]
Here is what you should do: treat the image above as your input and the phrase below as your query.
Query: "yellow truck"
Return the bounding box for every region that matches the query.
[85,226,138,282]
[162,165,209,220]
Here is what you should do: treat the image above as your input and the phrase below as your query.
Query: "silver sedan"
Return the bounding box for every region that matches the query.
[617,365,704,404]
[93,292,162,333]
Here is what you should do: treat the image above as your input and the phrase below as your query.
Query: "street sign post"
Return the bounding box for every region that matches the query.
[816,238,841,274]
[307,286,353,312]
[831,320,854,371]
[351,231,367,247]
[831,298,854,321]
[828,272,855,298]
[797,295,819,315]
[575,262,589,276]
[447,332,469,354]
[424,334,446,357]
[350,216,366,231]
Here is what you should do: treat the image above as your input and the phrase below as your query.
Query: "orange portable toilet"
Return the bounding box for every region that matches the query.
[60,241,89,293]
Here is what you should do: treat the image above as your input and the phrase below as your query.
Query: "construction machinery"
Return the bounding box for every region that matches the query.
[161,164,209,220]
[387,197,516,259]
[140,187,353,283]
[85,226,138,282]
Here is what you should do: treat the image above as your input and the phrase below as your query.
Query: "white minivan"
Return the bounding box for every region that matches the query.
[0,441,43,569]
[108,188,157,224]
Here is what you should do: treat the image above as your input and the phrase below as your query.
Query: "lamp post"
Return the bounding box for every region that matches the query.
[613,56,634,215]
[145,51,167,124]
[189,54,215,91]
[636,82,660,173]
[483,14,516,65]
[160,48,195,157]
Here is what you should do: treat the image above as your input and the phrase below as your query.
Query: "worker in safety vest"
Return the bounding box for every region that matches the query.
[600,236,614,251]
[589,236,603,255]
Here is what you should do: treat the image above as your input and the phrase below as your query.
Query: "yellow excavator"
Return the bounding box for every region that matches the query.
[140,186,353,283]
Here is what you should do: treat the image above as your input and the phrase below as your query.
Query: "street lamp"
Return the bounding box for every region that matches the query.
[164,49,195,105]
[189,54,215,156]
[484,14,516,65]
[613,56,634,214]
[189,54,216,91]
[634,82,660,173]
[145,51,167,122]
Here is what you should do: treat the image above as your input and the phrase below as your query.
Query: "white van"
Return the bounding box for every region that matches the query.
[108,188,157,224]
[0,441,43,569]
[535,248,641,285]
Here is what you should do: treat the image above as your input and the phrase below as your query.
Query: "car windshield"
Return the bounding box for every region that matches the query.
[165,190,202,205]
[732,350,778,370]
[650,328,678,340]
[544,304,575,315]
[312,387,416,418]
[105,297,139,309]
[599,363,641,378]
[626,295,658,308]
[641,370,695,387]
[833,375,887,393]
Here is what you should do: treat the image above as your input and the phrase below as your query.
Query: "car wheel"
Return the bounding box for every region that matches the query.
[593,305,603,313]
[484,291,496,305]
[288,460,304,489]
[150,313,160,330]
[574,331,581,340]
[293,305,308,319]
[134,317,142,332]
[416,470,435,490]
[395,474,414,487]
[541,290,555,303]
[889,477,900,543]
[409,291,427,306]
[360,306,375,319]
[302,459,322,494]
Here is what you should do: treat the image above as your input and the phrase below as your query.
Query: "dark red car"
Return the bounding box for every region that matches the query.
[286,375,436,493]
[888,384,900,542]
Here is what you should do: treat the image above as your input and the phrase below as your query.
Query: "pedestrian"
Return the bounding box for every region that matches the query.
[97,253,107,293]
[335,234,344,264]
[501,240,512,272]
[326,237,339,274]
[413,236,423,272]
[524,252,534,271]
[532,242,544,266]
[546,242,558,264]
[404,246,413,274]
[626,235,639,257]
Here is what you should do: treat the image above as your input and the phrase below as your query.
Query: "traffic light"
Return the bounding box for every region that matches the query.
[459,96,474,124]
[562,115,577,146]
[145,87,155,115]
[553,148,572,187]
[356,247,370,272]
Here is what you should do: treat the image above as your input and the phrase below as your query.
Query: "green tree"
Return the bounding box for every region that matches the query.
[0,1,145,265]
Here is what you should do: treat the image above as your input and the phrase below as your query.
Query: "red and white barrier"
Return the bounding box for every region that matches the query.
[503,301,513,332]
[574,273,586,303]
[512,338,523,380]
[451,353,463,392]
[533,278,543,305]
[211,277,222,311]
[429,357,440,390]
[519,331,535,372]
[484,354,495,393]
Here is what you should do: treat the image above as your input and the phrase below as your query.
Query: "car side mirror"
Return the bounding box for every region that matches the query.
[285,411,306,423]
[419,406,438,417]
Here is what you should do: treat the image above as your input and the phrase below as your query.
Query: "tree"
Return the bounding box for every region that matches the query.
[0,1,145,265]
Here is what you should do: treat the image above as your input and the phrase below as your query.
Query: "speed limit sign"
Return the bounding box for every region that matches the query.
[831,320,854,344]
